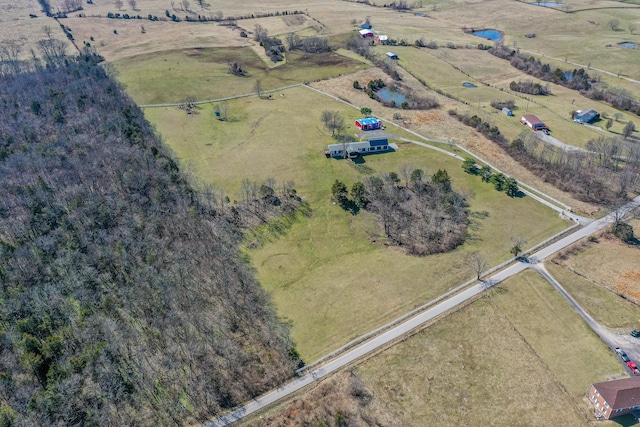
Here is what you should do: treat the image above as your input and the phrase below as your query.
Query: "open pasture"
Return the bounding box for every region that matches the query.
[552,219,640,306]
[0,0,74,61]
[356,280,620,427]
[145,86,568,360]
[392,45,612,147]
[547,263,640,330]
[113,47,368,104]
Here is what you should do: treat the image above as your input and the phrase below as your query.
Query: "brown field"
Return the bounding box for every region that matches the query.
[356,282,622,427]
[553,218,640,305]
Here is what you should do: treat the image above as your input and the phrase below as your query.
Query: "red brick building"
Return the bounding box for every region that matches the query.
[589,377,640,419]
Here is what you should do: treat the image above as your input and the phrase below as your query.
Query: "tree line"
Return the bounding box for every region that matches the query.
[449,110,640,205]
[0,56,300,426]
[490,44,640,116]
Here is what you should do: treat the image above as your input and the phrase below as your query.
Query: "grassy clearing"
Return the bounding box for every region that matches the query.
[546,263,640,329]
[490,270,625,403]
[114,47,368,104]
[146,86,568,361]
[357,295,593,426]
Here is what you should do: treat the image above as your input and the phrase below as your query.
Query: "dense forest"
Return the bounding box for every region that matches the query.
[0,57,300,426]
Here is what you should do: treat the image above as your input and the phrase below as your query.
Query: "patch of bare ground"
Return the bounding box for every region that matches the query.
[311,68,599,215]
[242,371,403,427]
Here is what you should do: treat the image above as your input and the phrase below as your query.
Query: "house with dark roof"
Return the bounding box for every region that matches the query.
[326,138,392,158]
[573,109,600,124]
[589,377,640,419]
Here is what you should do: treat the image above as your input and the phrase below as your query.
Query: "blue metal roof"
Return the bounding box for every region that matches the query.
[356,117,380,126]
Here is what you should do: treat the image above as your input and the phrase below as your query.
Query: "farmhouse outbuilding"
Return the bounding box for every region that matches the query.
[502,107,514,116]
[376,35,389,44]
[574,109,600,124]
[520,114,548,131]
[589,377,640,419]
[385,52,399,60]
[355,117,382,131]
[359,29,374,38]
[327,138,392,158]
[359,22,372,29]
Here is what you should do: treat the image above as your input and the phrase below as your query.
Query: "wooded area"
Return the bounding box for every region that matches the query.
[333,168,468,256]
[0,57,299,426]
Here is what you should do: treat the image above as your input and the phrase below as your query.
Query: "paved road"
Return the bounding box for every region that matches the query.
[206,195,640,426]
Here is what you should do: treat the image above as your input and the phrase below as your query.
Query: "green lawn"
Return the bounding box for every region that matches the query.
[146,86,569,361]
[113,47,370,104]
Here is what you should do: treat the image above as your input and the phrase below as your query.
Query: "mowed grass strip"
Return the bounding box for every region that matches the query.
[113,47,369,104]
[490,270,624,402]
[356,296,588,427]
[146,86,569,361]
[546,262,640,330]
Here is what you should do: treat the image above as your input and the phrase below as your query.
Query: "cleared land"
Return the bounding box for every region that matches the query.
[356,274,623,426]
[145,86,569,361]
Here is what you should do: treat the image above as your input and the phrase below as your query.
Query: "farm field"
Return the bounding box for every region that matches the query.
[391,45,618,147]
[551,218,640,305]
[546,262,640,330]
[8,0,640,423]
[356,271,625,426]
[146,86,569,361]
[114,48,368,105]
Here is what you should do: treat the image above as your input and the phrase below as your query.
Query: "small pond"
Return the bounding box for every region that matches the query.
[377,88,406,104]
[619,42,637,48]
[415,13,427,17]
[531,2,566,6]
[462,82,477,88]
[564,71,573,81]
[471,29,503,41]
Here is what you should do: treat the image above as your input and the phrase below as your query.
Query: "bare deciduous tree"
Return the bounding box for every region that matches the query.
[466,251,488,280]
[128,0,137,10]
[37,38,67,64]
[608,18,621,31]
[254,80,263,98]
[510,236,527,258]
[178,96,197,114]
[114,0,123,10]
[321,110,345,136]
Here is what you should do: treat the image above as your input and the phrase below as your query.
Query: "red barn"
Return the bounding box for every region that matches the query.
[520,114,548,131]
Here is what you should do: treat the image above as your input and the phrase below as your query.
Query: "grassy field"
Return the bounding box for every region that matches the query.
[356,274,624,426]
[551,219,640,306]
[389,45,616,147]
[546,262,640,329]
[146,86,569,361]
[113,47,368,104]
